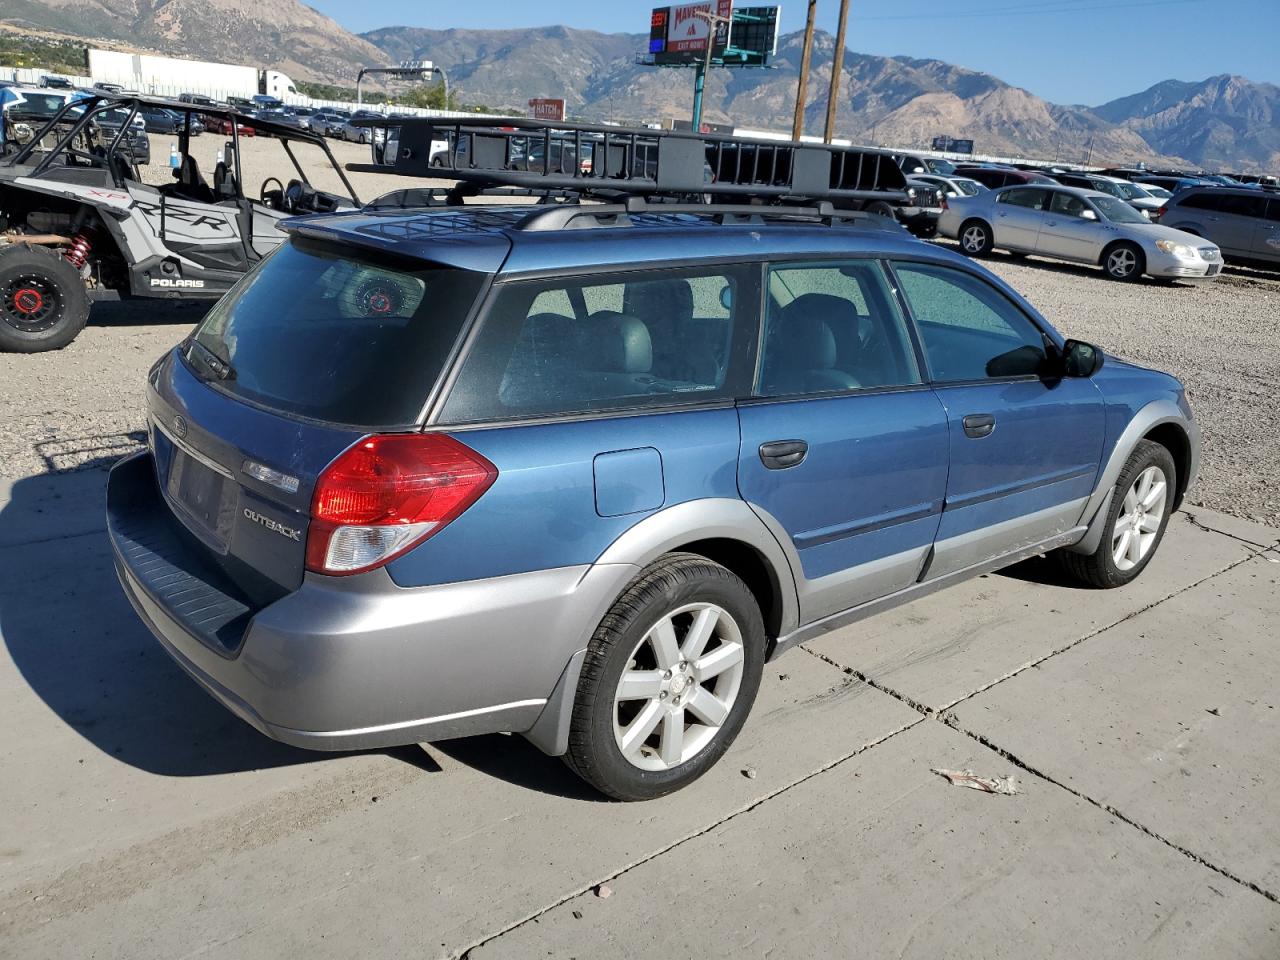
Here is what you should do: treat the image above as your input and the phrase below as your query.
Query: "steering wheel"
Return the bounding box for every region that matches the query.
[284,179,311,213]
[260,177,285,210]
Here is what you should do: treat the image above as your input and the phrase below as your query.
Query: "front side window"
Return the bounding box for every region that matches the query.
[759,261,921,396]
[439,264,758,424]
[1092,196,1147,224]
[1049,191,1094,219]
[893,262,1048,382]
[999,188,1049,211]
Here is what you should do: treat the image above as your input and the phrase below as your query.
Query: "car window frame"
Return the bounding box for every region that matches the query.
[744,256,930,404]
[884,258,1055,387]
[998,186,1050,211]
[429,259,764,429]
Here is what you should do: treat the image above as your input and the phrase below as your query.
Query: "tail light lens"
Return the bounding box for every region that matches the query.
[305,433,497,576]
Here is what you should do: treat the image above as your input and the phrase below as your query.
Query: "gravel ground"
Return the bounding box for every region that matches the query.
[1,137,1277,524]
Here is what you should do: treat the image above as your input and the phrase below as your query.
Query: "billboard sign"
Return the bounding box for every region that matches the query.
[529,98,566,122]
[649,2,733,63]
[932,136,975,155]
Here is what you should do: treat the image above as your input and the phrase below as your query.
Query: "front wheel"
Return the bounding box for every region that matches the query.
[959,219,994,256]
[0,245,90,353]
[564,553,766,800]
[1104,242,1145,281]
[1056,439,1176,588]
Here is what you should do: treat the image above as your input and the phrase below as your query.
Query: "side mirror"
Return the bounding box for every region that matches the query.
[1080,208,1098,221]
[1061,339,1104,377]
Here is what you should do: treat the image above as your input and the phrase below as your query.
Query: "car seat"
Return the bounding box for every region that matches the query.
[764,294,861,394]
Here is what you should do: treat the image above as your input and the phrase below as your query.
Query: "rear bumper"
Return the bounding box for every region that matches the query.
[107,452,635,751]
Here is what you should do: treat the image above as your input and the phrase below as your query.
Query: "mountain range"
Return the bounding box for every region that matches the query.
[1,0,1277,171]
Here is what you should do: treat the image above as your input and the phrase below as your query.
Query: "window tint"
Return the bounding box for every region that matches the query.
[759,261,921,396]
[1218,194,1267,219]
[439,265,758,423]
[999,188,1049,210]
[187,240,484,427]
[1265,198,1280,223]
[1177,191,1220,211]
[893,262,1048,382]
[1049,191,1093,218]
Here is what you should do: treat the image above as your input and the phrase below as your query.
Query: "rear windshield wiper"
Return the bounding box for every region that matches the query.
[188,339,237,381]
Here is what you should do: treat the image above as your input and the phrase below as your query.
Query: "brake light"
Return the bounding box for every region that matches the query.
[305,434,497,576]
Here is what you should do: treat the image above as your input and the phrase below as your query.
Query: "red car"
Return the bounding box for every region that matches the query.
[953,165,1054,190]
[201,115,256,137]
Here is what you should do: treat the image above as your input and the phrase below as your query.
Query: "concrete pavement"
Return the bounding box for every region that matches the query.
[1,464,1277,959]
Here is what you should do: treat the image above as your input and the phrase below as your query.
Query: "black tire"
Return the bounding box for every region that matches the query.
[0,245,90,353]
[1056,439,1177,589]
[958,219,995,257]
[564,553,766,801]
[863,200,895,219]
[1103,241,1145,281]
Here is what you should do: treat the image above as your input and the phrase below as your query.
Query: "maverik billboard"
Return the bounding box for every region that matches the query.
[649,2,733,64]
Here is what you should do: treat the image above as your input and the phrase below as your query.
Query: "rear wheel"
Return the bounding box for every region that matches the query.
[564,553,766,800]
[1104,242,1145,281]
[959,219,994,256]
[0,245,90,353]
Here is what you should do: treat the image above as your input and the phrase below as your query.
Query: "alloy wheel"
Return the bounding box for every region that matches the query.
[1107,247,1138,278]
[1113,465,1168,571]
[612,602,746,772]
[962,225,987,253]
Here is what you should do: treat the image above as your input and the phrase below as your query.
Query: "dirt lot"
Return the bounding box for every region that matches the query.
[3,132,1279,524]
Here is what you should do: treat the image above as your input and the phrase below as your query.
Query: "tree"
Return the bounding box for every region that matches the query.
[396,82,458,111]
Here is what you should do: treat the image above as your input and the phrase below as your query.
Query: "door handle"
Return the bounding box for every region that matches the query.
[759,439,808,470]
[1045,220,1058,226]
[962,414,996,439]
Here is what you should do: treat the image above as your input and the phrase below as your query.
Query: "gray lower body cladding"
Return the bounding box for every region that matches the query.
[107,453,636,751]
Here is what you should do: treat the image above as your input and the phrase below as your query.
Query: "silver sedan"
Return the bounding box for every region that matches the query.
[937,184,1222,282]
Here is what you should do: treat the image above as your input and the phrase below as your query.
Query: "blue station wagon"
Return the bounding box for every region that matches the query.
[107,201,1200,800]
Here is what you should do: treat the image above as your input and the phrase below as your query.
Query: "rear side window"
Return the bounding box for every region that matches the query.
[1218,194,1267,219]
[439,264,759,424]
[186,239,484,427]
[760,261,921,396]
[999,188,1048,210]
[893,262,1047,382]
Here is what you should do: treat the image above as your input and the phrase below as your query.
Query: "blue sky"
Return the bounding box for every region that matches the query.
[307,0,1277,106]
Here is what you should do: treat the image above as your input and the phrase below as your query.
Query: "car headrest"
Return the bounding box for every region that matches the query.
[623,278,693,325]
[779,294,854,369]
[588,313,653,374]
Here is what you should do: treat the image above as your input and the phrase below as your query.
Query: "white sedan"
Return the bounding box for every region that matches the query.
[937,183,1223,282]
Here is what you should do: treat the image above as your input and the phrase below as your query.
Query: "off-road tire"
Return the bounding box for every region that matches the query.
[0,244,90,353]
[564,553,766,801]
[1057,440,1177,588]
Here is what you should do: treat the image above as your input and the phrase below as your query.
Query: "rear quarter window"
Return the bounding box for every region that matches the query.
[186,239,485,427]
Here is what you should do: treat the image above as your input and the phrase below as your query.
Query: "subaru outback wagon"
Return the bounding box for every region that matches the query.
[107,203,1199,800]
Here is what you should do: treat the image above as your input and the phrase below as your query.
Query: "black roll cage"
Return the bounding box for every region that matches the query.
[4,93,360,204]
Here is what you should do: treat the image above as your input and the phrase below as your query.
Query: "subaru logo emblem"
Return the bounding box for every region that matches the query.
[172,415,188,439]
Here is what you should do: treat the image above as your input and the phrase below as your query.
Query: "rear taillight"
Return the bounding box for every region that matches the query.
[305,434,497,576]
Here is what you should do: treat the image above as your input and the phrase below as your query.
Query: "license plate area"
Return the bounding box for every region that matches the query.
[164,446,239,552]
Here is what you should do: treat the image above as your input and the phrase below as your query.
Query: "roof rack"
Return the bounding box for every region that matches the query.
[348,117,910,208]
[511,197,900,232]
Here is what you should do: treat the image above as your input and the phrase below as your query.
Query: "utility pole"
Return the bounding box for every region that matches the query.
[691,8,732,133]
[823,0,851,143]
[792,0,818,141]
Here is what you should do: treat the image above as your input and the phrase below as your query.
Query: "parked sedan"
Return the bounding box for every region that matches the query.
[1049,172,1164,217]
[137,106,203,136]
[337,111,384,144]
[911,173,987,198]
[938,184,1222,282]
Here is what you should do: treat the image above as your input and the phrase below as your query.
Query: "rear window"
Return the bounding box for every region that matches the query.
[186,239,485,427]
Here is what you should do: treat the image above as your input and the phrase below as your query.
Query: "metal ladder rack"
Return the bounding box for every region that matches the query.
[348,117,910,209]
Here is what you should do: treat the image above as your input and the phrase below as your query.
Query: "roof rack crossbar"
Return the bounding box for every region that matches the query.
[513,199,889,233]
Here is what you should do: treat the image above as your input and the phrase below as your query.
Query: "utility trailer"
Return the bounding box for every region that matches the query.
[349,116,912,214]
